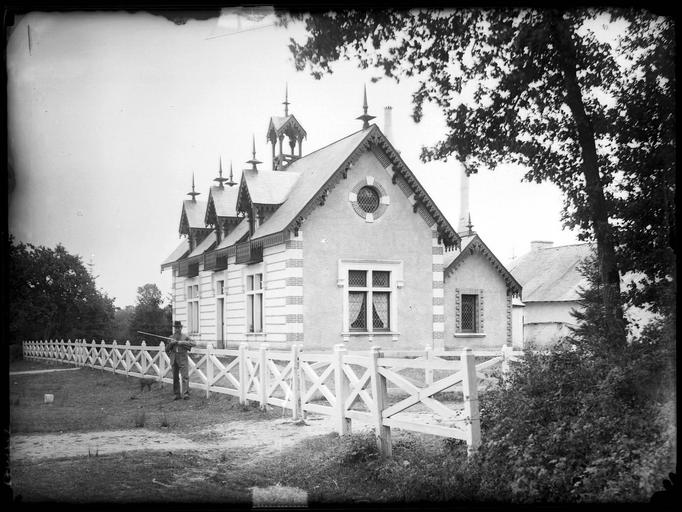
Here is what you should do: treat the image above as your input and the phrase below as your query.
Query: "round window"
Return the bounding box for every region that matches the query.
[357,186,380,213]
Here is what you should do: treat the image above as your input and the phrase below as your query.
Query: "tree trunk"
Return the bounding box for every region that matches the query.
[549,12,626,346]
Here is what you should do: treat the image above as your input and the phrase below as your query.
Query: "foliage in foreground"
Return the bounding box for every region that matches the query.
[475,338,675,503]
[271,320,675,503]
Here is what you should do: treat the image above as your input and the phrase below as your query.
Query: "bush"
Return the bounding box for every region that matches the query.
[472,332,676,503]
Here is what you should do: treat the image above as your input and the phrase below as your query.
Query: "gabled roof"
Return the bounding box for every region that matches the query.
[250,124,460,248]
[267,115,307,142]
[508,243,593,302]
[205,185,239,225]
[444,233,522,295]
[187,231,217,259]
[237,169,301,210]
[179,199,208,234]
[160,238,190,270]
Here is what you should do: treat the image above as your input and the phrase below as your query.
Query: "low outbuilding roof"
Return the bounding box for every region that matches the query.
[508,243,593,302]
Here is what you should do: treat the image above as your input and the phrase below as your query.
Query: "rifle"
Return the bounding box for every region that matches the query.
[137,331,174,342]
[136,331,193,353]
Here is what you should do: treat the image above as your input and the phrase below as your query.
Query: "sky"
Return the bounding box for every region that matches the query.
[7,8,580,308]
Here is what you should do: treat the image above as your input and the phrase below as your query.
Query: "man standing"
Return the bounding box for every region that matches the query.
[167,320,196,400]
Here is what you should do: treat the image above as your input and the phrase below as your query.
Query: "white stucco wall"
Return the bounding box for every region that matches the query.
[444,251,511,350]
[523,301,579,325]
[301,150,435,350]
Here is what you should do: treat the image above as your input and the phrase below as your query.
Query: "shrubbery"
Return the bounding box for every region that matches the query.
[310,315,675,503]
[471,323,676,502]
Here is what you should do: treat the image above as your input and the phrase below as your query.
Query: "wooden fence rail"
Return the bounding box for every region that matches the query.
[22,339,522,457]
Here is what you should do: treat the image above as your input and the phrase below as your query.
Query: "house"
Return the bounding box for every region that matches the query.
[508,241,658,347]
[508,242,591,347]
[161,88,522,351]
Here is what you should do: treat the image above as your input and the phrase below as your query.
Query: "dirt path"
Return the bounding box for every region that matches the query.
[9,414,360,462]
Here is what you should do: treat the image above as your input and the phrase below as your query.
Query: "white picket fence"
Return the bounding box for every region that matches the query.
[22,338,522,457]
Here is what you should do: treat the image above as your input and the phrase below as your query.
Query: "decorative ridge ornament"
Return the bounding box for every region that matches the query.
[246,134,262,171]
[356,84,376,129]
[187,172,200,202]
[214,157,228,188]
[283,82,290,116]
[227,161,236,186]
[466,213,474,235]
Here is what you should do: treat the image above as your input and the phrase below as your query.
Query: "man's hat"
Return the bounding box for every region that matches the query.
[173,321,182,328]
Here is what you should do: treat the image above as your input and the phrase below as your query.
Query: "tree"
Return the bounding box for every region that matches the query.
[8,235,115,342]
[111,305,135,342]
[605,17,675,317]
[128,283,172,344]
[283,8,675,345]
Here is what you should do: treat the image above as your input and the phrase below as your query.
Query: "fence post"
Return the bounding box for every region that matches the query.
[501,344,512,387]
[334,344,351,435]
[139,340,147,375]
[369,346,392,457]
[461,347,481,457]
[111,341,118,373]
[239,343,247,405]
[425,346,434,386]
[158,342,166,387]
[99,340,106,371]
[125,340,131,378]
[259,344,269,410]
[206,343,214,399]
[88,340,95,369]
[291,344,301,420]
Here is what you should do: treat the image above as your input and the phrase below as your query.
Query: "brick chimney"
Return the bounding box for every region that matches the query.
[530,241,553,251]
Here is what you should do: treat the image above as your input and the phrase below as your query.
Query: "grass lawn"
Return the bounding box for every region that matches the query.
[9,359,475,505]
[9,360,280,434]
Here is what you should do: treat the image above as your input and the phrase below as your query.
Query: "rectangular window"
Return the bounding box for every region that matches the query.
[187,284,200,334]
[246,273,263,333]
[348,270,391,332]
[216,280,224,296]
[461,294,478,333]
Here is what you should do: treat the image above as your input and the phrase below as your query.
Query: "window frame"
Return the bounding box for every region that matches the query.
[455,288,485,336]
[338,259,403,338]
[244,269,264,334]
[460,293,478,333]
[187,283,200,335]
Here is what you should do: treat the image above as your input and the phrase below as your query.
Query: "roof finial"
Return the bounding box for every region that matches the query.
[213,156,228,188]
[227,160,236,186]
[356,84,376,129]
[466,213,474,235]
[246,134,262,171]
[283,82,290,117]
[187,172,200,202]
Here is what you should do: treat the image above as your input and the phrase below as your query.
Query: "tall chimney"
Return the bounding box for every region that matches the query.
[457,166,470,233]
[383,106,393,144]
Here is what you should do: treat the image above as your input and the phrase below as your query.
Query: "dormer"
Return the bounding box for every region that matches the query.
[267,84,307,170]
[179,174,210,252]
[205,158,240,244]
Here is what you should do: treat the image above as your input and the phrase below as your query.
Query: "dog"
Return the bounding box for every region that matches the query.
[139,378,155,392]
